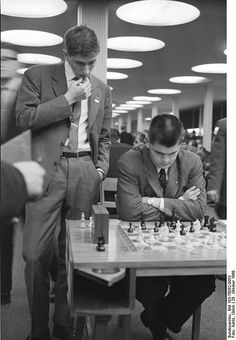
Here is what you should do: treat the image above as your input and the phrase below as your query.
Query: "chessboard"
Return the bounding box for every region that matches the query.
[117,219,227,253]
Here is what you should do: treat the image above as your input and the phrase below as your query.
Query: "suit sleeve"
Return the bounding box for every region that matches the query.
[117,157,162,221]
[16,67,71,132]
[95,86,112,175]
[207,120,226,193]
[0,162,28,224]
[164,156,207,220]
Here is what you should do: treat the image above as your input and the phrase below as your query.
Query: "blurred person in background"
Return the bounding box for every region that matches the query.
[120,124,134,146]
[207,118,226,219]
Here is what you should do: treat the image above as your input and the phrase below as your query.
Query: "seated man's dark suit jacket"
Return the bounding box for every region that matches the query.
[117,145,207,221]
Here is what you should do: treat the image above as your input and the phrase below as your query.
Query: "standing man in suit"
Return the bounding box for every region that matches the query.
[207,117,226,219]
[16,25,112,340]
[119,124,134,146]
[117,114,215,340]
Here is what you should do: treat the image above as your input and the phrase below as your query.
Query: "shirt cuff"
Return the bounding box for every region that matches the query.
[96,168,105,179]
[159,198,165,212]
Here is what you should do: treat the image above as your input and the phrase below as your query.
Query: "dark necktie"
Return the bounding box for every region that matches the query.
[68,77,81,152]
[159,168,167,195]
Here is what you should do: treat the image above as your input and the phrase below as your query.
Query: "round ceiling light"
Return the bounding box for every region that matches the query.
[148,89,181,95]
[116,0,200,26]
[126,100,151,105]
[191,63,227,74]
[1,0,67,18]
[169,76,210,84]
[118,105,136,110]
[17,53,61,65]
[124,103,143,108]
[108,36,165,52]
[113,110,128,113]
[1,30,63,46]
[112,113,120,117]
[133,96,161,102]
[107,58,142,69]
[109,86,113,91]
[107,72,128,80]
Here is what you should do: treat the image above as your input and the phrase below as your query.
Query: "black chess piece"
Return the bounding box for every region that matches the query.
[128,222,134,233]
[170,208,177,230]
[159,213,165,228]
[189,220,195,233]
[203,215,210,229]
[209,217,217,232]
[96,234,105,251]
[141,215,147,230]
[180,224,187,236]
[154,221,159,233]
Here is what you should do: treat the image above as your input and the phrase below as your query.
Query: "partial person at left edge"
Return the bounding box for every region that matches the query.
[1,43,22,144]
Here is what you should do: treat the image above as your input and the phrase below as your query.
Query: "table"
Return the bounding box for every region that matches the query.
[66,219,226,340]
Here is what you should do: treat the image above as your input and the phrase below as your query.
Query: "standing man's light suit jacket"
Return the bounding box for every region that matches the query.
[16,62,112,192]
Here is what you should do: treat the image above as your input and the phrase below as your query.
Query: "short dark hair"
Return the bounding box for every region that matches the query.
[110,128,120,141]
[64,25,100,57]
[148,114,183,147]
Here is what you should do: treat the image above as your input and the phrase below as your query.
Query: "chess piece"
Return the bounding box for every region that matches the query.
[180,224,187,236]
[189,220,195,233]
[159,213,165,228]
[154,221,159,233]
[89,216,94,228]
[203,215,210,229]
[96,234,105,251]
[193,219,201,232]
[128,222,134,233]
[80,212,87,228]
[209,217,217,232]
[175,220,181,233]
[141,216,147,230]
[170,208,177,229]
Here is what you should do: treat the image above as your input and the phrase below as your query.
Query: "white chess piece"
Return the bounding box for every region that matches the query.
[175,220,181,232]
[193,219,201,233]
[89,216,93,228]
[80,212,87,228]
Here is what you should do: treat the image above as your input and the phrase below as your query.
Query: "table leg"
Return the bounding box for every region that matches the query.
[93,315,112,340]
[191,305,202,340]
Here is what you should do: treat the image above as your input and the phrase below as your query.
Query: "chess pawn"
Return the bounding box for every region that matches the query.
[80,212,87,228]
[96,234,105,251]
[180,224,187,236]
[89,216,94,228]
[189,221,195,233]
[203,215,210,229]
[141,221,147,231]
[193,219,201,233]
[174,231,182,245]
[154,221,159,233]
[128,222,134,233]
[175,220,181,233]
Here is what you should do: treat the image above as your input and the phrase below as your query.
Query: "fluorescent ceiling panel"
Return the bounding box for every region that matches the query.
[113,109,128,113]
[133,96,161,102]
[145,117,152,121]
[117,105,136,110]
[107,72,128,79]
[116,0,200,26]
[124,103,143,108]
[169,76,210,84]
[1,0,67,18]
[1,30,63,46]
[17,53,61,64]
[126,100,151,105]
[107,58,142,69]
[148,89,181,94]
[191,63,227,74]
[108,36,165,52]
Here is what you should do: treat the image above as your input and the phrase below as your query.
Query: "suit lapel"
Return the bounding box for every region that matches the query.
[142,147,163,196]
[51,62,68,97]
[165,160,179,197]
[88,75,102,129]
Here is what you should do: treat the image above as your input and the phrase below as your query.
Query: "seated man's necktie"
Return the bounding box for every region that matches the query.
[159,168,167,196]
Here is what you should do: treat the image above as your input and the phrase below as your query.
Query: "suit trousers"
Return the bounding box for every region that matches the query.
[23,156,101,338]
[136,275,215,333]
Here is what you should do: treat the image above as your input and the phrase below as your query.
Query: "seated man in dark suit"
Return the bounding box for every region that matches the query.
[117,114,215,340]
[120,125,134,146]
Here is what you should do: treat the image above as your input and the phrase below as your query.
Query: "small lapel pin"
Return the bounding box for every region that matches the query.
[95,97,100,103]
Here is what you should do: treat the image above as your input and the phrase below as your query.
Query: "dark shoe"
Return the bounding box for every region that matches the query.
[141,309,168,340]
[1,292,11,305]
[53,324,74,340]
[25,329,50,340]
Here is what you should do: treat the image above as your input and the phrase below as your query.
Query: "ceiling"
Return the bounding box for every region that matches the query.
[1,0,226,118]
